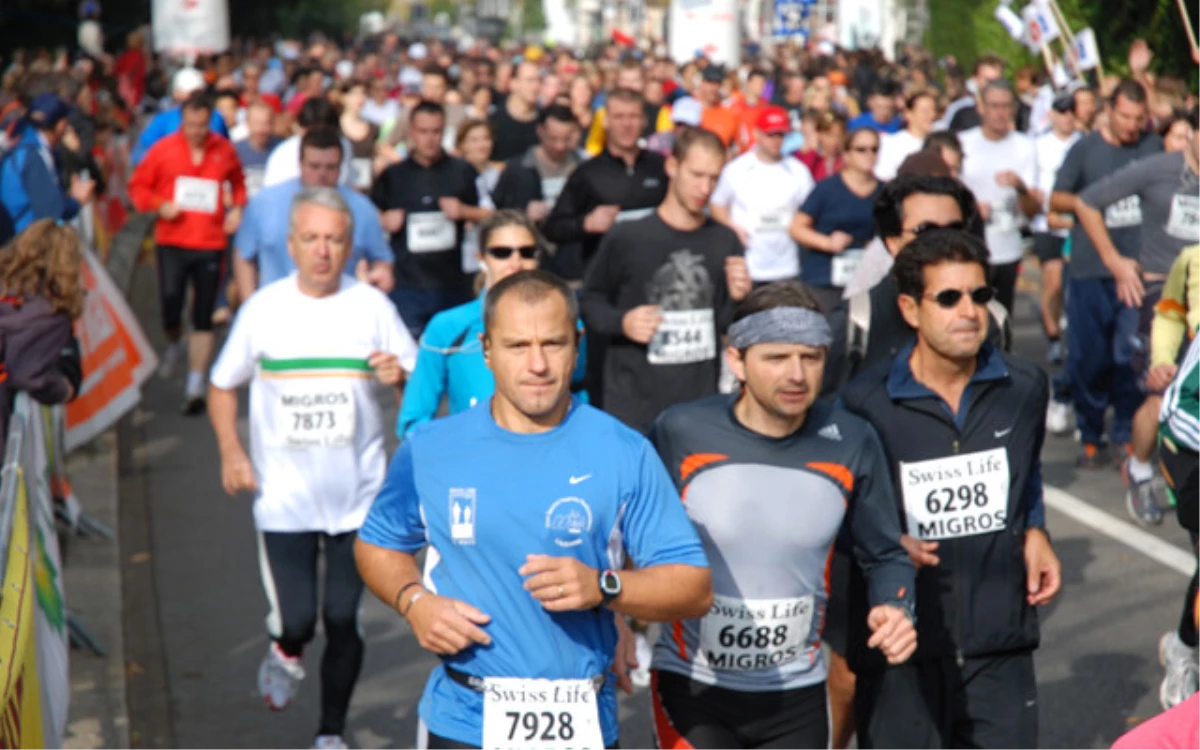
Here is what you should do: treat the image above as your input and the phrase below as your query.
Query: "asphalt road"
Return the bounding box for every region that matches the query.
[119,262,1195,749]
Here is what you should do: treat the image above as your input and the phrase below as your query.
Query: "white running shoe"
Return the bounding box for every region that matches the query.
[1045,400,1072,436]
[312,735,349,749]
[631,632,652,689]
[157,340,187,379]
[258,642,305,711]
[1158,631,1199,710]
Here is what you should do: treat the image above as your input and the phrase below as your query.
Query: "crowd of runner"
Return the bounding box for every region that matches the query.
[0,24,1197,750]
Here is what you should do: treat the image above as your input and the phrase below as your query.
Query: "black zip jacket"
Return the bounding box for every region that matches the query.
[840,341,1049,673]
[541,148,667,270]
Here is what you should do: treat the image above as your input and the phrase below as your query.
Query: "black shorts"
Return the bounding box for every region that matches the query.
[156,244,224,333]
[1033,233,1065,263]
[823,549,851,656]
[1132,280,1166,392]
[855,652,1037,749]
[651,669,829,749]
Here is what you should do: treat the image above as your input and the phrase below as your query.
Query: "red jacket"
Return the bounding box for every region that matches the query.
[129,131,245,251]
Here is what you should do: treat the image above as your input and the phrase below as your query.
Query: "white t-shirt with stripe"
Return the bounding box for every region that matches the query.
[210,274,418,534]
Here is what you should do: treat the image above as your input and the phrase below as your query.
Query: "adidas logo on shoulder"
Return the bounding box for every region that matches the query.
[818,423,842,441]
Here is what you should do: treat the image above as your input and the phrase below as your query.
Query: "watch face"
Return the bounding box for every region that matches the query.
[602,571,620,594]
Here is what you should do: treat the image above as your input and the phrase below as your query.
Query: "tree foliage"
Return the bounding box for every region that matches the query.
[927,0,1199,89]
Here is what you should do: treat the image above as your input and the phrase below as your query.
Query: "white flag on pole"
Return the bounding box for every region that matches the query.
[152,0,230,55]
[1073,27,1101,70]
[994,3,1026,43]
[1021,3,1061,51]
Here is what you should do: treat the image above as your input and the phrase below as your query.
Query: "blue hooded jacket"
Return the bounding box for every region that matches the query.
[131,106,229,165]
[0,126,80,237]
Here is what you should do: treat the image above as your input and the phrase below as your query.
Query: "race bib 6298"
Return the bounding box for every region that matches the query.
[900,448,1010,540]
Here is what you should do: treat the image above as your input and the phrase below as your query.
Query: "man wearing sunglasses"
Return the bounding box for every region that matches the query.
[840,228,1061,748]
[710,106,815,286]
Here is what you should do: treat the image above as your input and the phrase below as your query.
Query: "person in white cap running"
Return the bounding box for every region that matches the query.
[131,67,230,164]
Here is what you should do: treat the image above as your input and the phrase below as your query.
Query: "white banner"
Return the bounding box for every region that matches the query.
[1021,3,1061,52]
[669,0,741,66]
[994,4,1026,42]
[152,0,230,55]
[1074,27,1101,70]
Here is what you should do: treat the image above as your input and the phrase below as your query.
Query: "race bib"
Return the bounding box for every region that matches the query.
[830,248,865,288]
[541,176,566,205]
[615,207,654,224]
[174,176,219,214]
[406,212,456,253]
[1166,193,1200,240]
[481,678,604,750]
[753,210,788,235]
[1105,196,1143,229]
[648,309,716,365]
[351,157,373,190]
[698,595,813,672]
[277,381,356,449]
[900,448,1010,541]
[244,167,265,198]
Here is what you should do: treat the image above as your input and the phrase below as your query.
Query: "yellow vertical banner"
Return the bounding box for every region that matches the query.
[0,469,45,749]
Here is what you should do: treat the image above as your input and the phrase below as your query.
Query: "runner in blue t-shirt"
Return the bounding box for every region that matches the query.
[356,270,712,749]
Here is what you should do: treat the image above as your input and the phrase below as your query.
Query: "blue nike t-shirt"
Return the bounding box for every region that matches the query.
[359,398,708,747]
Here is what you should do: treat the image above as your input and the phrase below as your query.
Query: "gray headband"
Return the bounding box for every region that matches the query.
[728,307,833,350]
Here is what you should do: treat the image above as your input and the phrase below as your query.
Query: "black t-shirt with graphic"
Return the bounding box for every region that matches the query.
[580,212,743,434]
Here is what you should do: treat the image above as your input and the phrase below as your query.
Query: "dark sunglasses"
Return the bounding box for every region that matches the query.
[486,245,538,260]
[923,285,997,308]
[850,145,879,153]
[904,220,966,236]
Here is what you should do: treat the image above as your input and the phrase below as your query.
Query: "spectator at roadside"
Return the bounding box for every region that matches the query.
[0,219,85,444]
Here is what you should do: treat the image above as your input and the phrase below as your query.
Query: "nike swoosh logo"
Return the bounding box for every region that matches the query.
[569,474,592,485]
[995,427,1014,438]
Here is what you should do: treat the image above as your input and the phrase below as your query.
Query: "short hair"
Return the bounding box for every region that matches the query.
[892,228,990,299]
[410,100,445,123]
[300,126,344,159]
[731,280,821,325]
[181,91,212,115]
[288,186,354,242]
[905,90,937,111]
[923,130,963,157]
[973,54,1005,76]
[538,104,578,128]
[421,63,449,82]
[455,119,492,150]
[213,89,239,106]
[296,97,338,130]
[483,269,579,340]
[874,174,977,239]
[672,126,726,161]
[980,80,1015,103]
[844,126,880,151]
[746,68,768,82]
[1111,78,1148,107]
[478,209,544,256]
[606,86,645,109]
[815,110,847,133]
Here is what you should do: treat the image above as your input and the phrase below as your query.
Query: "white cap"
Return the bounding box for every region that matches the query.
[671,97,703,126]
[816,40,836,57]
[172,67,206,96]
[408,42,428,60]
[335,60,355,80]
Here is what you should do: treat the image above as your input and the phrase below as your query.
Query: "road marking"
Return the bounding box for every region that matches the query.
[1044,486,1194,576]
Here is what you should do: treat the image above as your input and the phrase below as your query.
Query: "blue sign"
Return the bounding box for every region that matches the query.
[774,0,808,37]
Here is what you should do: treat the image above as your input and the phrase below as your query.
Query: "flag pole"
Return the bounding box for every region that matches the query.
[1175,0,1199,63]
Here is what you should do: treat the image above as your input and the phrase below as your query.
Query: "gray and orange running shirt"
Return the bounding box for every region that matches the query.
[648,394,914,692]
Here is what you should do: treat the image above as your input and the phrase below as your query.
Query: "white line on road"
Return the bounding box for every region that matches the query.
[1044,486,1194,576]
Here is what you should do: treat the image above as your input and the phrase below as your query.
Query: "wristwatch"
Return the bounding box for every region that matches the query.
[599,569,622,605]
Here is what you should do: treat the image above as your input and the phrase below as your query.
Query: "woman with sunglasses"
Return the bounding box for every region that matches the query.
[396,210,586,438]
[790,126,884,312]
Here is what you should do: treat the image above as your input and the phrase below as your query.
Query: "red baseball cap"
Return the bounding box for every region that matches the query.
[756,106,790,135]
